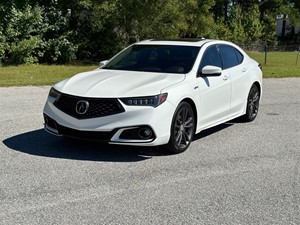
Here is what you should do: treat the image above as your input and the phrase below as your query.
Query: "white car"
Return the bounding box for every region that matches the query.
[43,39,262,153]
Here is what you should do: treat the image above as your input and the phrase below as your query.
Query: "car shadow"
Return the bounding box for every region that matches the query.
[193,121,234,141]
[2,129,168,162]
[3,122,235,162]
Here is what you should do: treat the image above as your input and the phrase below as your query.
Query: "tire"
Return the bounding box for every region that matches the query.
[242,84,260,122]
[164,102,195,154]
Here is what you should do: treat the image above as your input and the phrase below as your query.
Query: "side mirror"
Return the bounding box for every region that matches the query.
[200,65,222,76]
[99,60,109,68]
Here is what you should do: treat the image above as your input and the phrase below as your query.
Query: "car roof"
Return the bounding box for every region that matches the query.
[134,39,247,55]
[136,39,212,47]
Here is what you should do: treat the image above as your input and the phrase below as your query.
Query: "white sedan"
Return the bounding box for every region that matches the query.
[43,39,262,153]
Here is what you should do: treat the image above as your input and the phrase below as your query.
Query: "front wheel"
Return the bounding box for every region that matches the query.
[164,102,195,154]
[242,84,260,122]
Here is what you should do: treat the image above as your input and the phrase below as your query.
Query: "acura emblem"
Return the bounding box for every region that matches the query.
[76,100,89,115]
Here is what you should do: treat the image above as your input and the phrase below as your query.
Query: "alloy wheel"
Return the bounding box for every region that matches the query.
[165,102,195,153]
[243,84,260,122]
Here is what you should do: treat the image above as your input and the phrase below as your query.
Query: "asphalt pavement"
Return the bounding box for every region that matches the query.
[0,78,299,225]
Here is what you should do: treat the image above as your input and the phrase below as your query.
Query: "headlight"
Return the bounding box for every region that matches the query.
[49,87,61,99]
[120,93,168,107]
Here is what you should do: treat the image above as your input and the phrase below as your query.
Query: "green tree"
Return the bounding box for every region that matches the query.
[39,0,77,63]
[0,29,6,65]
[243,4,263,43]
[227,5,247,43]
[1,5,43,64]
[179,0,216,38]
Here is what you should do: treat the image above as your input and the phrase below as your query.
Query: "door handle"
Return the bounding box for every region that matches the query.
[223,75,230,81]
[242,68,247,72]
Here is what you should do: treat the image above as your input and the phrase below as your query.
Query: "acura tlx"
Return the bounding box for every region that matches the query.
[43,39,262,153]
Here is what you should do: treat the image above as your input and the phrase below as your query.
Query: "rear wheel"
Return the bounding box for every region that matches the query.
[242,84,260,122]
[164,102,195,154]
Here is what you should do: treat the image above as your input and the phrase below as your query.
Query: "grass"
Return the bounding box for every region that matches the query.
[247,51,300,78]
[0,52,299,87]
[0,64,97,87]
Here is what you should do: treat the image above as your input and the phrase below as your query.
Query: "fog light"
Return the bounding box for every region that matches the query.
[119,126,155,141]
[43,114,58,130]
[138,128,153,139]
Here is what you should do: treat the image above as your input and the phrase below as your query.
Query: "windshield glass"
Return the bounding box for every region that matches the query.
[104,45,200,74]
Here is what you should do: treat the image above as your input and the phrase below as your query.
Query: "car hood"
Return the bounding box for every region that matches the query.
[55,69,185,97]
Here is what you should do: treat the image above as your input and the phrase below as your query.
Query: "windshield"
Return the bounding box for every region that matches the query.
[104,45,200,74]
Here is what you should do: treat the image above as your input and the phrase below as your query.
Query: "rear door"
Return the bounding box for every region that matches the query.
[219,45,249,114]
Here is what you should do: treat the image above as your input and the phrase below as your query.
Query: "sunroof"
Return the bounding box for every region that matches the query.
[150,38,205,42]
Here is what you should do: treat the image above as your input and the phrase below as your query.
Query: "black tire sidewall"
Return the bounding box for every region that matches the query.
[245,84,260,122]
[166,102,195,154]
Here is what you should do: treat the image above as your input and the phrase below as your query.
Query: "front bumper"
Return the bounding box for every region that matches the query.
[43,97,175,146]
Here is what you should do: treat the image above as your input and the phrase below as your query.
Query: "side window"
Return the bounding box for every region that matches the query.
[235,49,244,64]
[199,45,222,73]
[219,45,240,69]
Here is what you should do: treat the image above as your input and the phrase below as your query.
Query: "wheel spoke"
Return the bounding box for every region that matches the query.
[175,131,182,144]
[181,131,187,145]
[181,108,188,122]
[175,124,181,129]
[183,130,190,142]
[184,123,193,129]
[177,117,183,125]
[184,117,192,126]
[184,121,194,129]
[252,92,259,102]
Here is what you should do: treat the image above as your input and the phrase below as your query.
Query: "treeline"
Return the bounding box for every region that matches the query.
[0,0,299,65]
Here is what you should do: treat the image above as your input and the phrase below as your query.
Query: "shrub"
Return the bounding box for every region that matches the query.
[41,36,77,64]
[0,31,6,65]
[7,36,42,65]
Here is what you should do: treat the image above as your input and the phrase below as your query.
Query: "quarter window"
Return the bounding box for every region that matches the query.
[235,49,244,64]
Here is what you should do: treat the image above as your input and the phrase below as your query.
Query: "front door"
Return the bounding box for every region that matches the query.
[196,45,231,128]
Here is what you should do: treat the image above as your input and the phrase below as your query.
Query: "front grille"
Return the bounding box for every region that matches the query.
[44,114,114,141]
[57,124,114,141]
[54,94,125,119]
